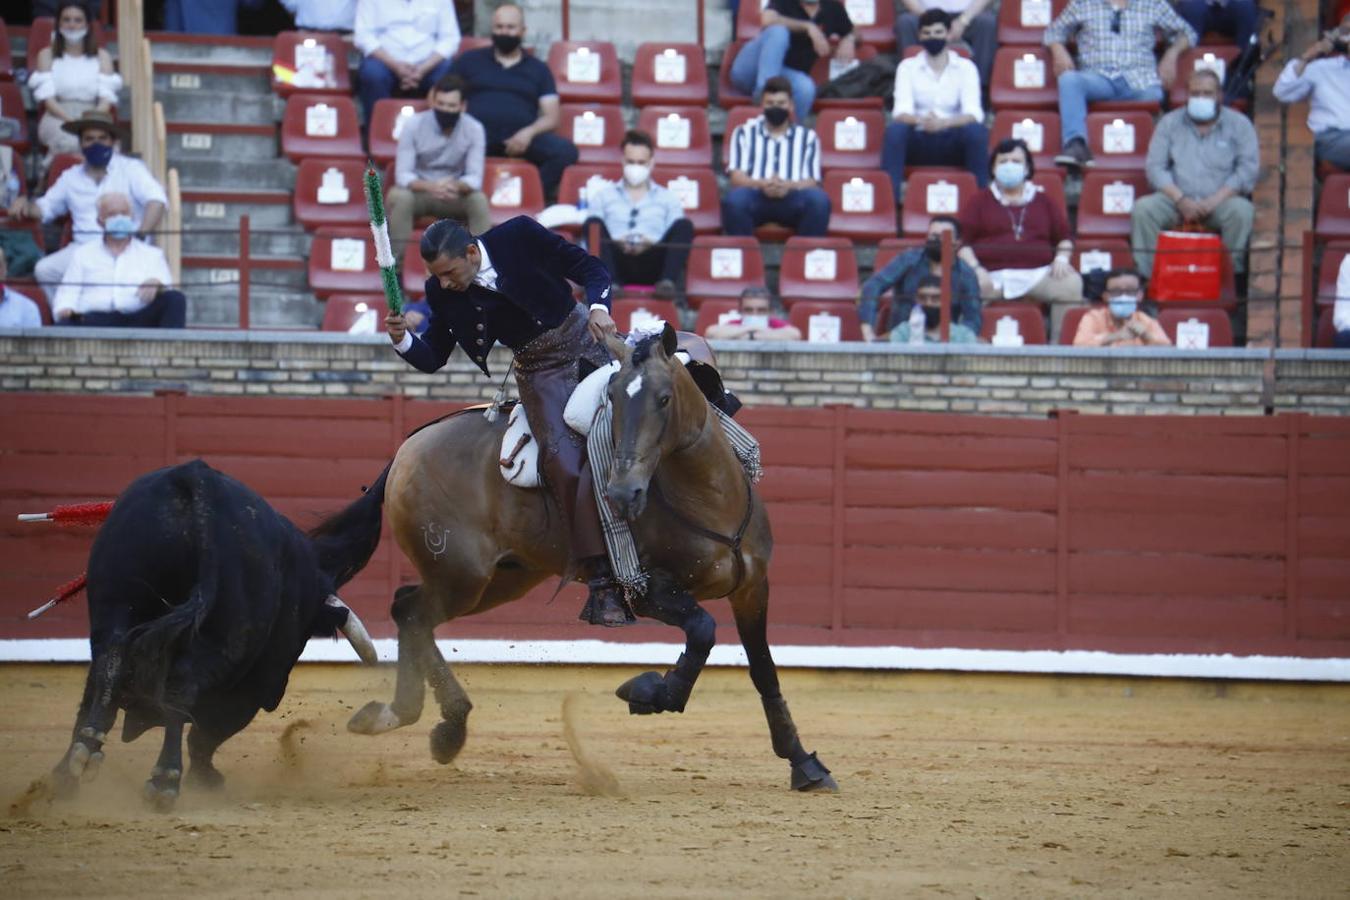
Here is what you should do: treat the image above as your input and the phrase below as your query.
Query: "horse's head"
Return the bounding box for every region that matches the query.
[603,323,691,520]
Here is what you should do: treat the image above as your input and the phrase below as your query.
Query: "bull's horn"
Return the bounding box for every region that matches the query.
[327,595,378,665]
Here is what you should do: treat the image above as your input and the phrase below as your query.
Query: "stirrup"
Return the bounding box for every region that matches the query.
[579,577,635,627]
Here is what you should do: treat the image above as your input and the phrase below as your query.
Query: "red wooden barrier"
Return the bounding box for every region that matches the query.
[2,393,1348,659]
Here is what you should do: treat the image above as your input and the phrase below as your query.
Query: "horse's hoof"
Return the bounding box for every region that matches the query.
[615,671,668,715]
[65,741,90,778]
[790,752,838,793]
[80,751,104,784]
[142,771,181,813]
[347,701,406,735]
[186,765,225,791]
[429,718,469,765]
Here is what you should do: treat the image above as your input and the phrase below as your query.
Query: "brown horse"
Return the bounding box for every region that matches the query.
[347,324,836,792]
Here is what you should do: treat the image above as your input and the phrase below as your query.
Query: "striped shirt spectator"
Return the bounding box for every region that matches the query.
[726,116,823,183]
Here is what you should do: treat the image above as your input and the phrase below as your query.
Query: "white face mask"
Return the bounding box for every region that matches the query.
[61,28,88,44]
[622,163,651,187]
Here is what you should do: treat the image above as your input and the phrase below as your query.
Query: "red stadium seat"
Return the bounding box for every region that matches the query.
[1314,174,1350,241]
[1168,46,1242,107]
[547,41,622,105]
[0,20,12,81]
[558,163,621,207]
[456,36,492,55]
[1092,97,1161,114]
[718,42,754,110]
[292,158,369,229]
[1315,244,1350,305]
[824,169,897,241]
[816,108,886,171]
[1057,305,1095,344]
[989,110,1061,172]
[843,0,897,50]
[0,83,30,152]
[26,17,108,71]
[778,236,860,306]
[1073,238,1134,276]
[308,227,382,299]
[685,236,766,308]
[996,0,1069,45]
[281,94,363,164]
[901,169,977,236]
[483,158,545,226]
[1032,170,1068,222]
[1076,171,1150,240]
[368,98,427,167]
[721,105,763,167]
[612,298,681,332]
[631,43,710,107]
[788,301,865,342]
[1085,111,1153,172]
[636,106,713,168]
[558,104,625,166]
[694,299,744,335]
[271,31,351,97]
[322,294,388,333]
[402,228,428,298]
[990,47,1057,110]
[1315,307,1340,347]
[658,167,722,235]
[980,302,1048,344]
[1158,308,1234,348]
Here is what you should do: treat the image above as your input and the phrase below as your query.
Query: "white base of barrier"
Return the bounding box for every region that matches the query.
[3,639,1348,682]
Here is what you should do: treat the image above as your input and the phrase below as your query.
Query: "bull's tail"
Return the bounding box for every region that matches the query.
[309,463,391,589]
[122,588,206,715]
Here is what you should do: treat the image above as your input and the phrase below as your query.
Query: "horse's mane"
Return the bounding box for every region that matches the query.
[628,332,665,367]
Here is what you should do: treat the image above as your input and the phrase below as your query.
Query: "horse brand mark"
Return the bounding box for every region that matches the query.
[422,523,451,560]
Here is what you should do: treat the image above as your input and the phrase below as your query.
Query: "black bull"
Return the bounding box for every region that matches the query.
[52,460,388,810]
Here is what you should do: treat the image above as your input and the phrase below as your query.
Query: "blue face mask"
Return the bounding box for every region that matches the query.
[1108,296,1138,319]
[994,161,1027,190]
[82,141,114,168]
[1186,96,1217,122]
[104,213,136,240]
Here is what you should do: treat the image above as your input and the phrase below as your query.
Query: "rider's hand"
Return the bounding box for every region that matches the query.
[387,313,407,344]
[588,306,616,342]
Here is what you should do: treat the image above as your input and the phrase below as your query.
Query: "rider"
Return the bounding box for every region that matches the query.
[385,216,633,627]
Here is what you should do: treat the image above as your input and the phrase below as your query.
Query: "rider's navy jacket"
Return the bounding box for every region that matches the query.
[396,215,612,377]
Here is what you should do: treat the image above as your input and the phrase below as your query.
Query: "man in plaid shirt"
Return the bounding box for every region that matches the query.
[1044,0,1197,169]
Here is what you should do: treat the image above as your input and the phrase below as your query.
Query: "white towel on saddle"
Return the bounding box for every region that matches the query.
[498,361,620,488]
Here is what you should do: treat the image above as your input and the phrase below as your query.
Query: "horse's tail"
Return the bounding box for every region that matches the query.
[309,462,391,589]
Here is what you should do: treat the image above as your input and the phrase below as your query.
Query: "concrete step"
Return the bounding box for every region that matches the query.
[152,89,279,126]
[506,0,733,62]
[174,158,297,192]
[153,65,273,100]
[166,126,278,164]
[148,37,274,68]
[182,227,308,258]
[186,288,323,329]
[180,191,295,231]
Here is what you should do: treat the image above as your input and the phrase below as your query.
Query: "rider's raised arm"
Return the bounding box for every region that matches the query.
[518,215,613,310]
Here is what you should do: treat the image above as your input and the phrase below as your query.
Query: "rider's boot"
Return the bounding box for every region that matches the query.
[578,555,634,627]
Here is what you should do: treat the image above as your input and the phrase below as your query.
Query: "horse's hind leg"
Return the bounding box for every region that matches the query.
[349,584,431,734]
[616,575,715,715]
[729,579,837,793]
[423,641,473,764]
[52,642,125,797]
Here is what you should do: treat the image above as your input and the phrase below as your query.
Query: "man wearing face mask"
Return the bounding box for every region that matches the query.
[1131,68,1258,280]
[888,275,980,343]
[1073,267,1169,346]
[882,9,989,203]
[450,4,577,201]
[386,74,490,255]
[353,0,460,120]
[856,215,982,341]
[52,191,185,329]
[584,130,693,301]
[1273,13,1350,172]
[7,110,167,303]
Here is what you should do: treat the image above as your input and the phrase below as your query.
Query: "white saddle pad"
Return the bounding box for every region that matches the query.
[499,361,620,488]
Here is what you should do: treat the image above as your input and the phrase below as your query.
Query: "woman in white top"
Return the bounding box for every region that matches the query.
[28,3,122,175]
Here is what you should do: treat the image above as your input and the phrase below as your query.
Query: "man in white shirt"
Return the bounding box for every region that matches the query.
[1334,254,1350,348]
[7,111,167,302]
[53,192,185,328]
[881,9,989,203]
[896,0,996,82]
[0,247,44,328]
[354,0,461,118]
[1273,14,1350,172]
[282,0,356,32]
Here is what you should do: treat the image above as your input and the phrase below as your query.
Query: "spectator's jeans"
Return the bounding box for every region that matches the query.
[881,121,990,202]
[896,12,997,83]
[721,186,832,237]
[387,186,492,251]
[1057,71,1164,146]
[1175,0,1258,50]
[1315,128,1350,171]
[587,218,695,287]
[728,25,817,122]
[486,133,579,201]
[1130,192,1254,277]
[357,55,455,119]
[63,290,188,328]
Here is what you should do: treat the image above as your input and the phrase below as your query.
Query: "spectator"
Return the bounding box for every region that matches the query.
[386,74,491,254]
[704,286,803,340]
[1046,0,1196,170]
[28,2,122,178]
[1131,68,1257,279]
[729,0,856,123]
[0,248,44,329]
[857,215,981,341]
[1273,14,1350,172]
[722,76,831,238]
[1073,267,1170,346]
[888,274,980,343]
[450,4,577,201]
[163,0,263,34]
[52,192,185,329]
[958,138,1082,339]
[1334,254,1350,348]
[281,0,356,32]
[7,110,167,301]
[882,9,989,202]
[1175,0,1259,52]
[586,130,694,301]
[354,0,460,119]
[896,0,996,83]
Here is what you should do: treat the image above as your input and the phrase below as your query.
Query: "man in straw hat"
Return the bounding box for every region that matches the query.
[7,109,167,301]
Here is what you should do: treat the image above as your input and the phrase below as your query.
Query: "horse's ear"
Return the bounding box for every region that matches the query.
[660,322,678,359]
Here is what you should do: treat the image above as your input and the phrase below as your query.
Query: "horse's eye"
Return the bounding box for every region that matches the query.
[658,394,671,408]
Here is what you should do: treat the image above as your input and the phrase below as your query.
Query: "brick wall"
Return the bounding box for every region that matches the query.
[2,330,1346,416]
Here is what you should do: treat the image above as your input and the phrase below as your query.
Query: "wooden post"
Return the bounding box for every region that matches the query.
[829,404,848,632]
[1052,409,1075,644]
[561,0,570,40]
[239,214,251,329]
[1300,229,1314,348]
[165,168,182,285]
[697,0,705,46]
[1283,413,1302,640]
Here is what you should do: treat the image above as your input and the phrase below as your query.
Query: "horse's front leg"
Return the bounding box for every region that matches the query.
[348,584,430,734]
[616,574,715,715]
